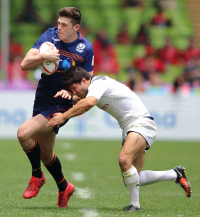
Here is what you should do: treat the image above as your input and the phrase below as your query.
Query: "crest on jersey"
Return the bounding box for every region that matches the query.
[76,43,85,53]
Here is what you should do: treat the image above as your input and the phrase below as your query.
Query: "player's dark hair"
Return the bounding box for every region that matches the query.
[59,7,81,26]
[62,66,91,91]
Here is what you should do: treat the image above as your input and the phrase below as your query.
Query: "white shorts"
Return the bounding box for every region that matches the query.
[122,117,157,149]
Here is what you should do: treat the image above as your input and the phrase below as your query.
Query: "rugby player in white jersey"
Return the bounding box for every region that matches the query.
[46,66,191,211]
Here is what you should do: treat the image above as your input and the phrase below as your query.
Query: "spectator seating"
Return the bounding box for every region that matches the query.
[9,0,194,88]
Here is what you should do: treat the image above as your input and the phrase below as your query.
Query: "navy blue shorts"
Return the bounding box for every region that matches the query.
[33,103,72,134]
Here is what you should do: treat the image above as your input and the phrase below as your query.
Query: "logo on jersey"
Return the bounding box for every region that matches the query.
[62,59,69,70]
[72,59,76,66]
[92,55,94,66]
[100,104,109,110]
[52,37,60,41]
[61,58,76,70]
[76,43,85,53]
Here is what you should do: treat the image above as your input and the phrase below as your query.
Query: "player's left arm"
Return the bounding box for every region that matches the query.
[64,96,97,119]
[46,96,97,127]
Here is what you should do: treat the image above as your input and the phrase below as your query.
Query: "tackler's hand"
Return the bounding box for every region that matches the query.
[54,89,72,100]
[46,113,66,128]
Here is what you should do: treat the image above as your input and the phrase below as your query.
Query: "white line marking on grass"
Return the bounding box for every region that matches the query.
[65,153,76,161]
[61,142,72,150]
[71,172,85,181]
[75,187,93,199]
[80,209,99,217]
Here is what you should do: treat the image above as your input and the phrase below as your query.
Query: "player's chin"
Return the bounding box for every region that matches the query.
[78,94,84,99]
[58,34,62,40]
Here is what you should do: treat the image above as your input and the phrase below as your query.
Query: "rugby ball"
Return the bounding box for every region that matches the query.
[39,42,59,75]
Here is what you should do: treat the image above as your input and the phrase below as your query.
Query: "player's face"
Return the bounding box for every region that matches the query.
[70,80,88,99]
[57,17,80,43]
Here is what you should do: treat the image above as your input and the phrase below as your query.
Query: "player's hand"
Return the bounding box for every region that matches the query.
[46,113,66,128]
[54,90,72,100]
[42,45,60,63]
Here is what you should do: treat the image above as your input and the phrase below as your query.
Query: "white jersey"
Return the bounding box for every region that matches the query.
[86,76,150,129]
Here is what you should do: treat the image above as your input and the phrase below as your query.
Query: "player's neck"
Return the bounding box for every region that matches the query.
[62,33,78,43]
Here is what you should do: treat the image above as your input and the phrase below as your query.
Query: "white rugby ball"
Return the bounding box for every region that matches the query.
[39,42,59,75]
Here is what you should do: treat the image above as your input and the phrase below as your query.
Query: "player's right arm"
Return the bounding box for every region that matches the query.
[21,46,60,71]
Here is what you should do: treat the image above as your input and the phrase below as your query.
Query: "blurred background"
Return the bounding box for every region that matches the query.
[0,0,200,140]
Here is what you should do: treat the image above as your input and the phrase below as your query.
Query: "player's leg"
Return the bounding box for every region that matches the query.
[17,114,52,177]
[134,150,192,197]
[132,150,146,174]
[36,131,56,165]
[37,132,67,192]
[17,114,53,198]
[18,114,53,150]
[37,132,75,208]
[134,151,178,185]
[119,132,146,211]
[139,166,192,197]
[139,169,177,186]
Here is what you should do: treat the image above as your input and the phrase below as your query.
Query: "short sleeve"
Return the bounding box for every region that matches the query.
[86,79,109,101]
[81,45,94,72]
[32,29,52,49]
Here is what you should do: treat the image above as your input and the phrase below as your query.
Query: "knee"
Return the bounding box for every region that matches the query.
[17,126,28,143]
[118,152,132,172]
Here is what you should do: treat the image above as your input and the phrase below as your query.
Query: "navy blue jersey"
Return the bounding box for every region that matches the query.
[33,27,94,107]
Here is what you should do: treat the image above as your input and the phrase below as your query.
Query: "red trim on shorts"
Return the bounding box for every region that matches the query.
[46,107,71,119]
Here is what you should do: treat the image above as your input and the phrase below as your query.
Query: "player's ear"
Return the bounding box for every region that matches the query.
[74,24,80,31]
[82,78,87,84]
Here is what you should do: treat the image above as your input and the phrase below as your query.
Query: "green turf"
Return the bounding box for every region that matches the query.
[0,140,199,216]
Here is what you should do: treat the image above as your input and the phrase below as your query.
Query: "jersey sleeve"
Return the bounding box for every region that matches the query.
[81,45,94,72]
[86,79,109,101]
[32,29,52,49]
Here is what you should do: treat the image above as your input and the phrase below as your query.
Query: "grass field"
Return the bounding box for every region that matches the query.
[0,139,199,217]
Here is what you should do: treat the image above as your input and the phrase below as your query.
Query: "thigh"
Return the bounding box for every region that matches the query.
[33,103,72,135]
[36,132,56,165]
[19,114,54,139]
[121,132,147,165]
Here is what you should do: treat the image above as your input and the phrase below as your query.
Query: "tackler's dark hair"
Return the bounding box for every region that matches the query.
[62,66,91,91]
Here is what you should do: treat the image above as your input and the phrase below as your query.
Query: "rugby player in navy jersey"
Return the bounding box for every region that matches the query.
[17,7,94,207]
